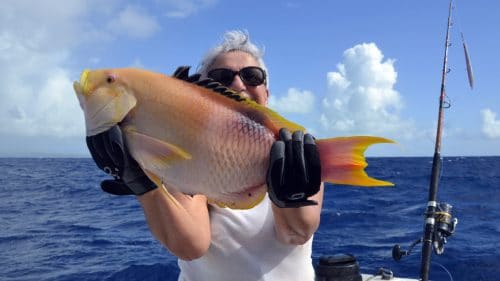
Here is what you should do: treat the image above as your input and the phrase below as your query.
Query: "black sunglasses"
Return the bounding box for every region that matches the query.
[207,66,266,87]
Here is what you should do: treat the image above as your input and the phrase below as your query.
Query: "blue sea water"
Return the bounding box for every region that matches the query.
[1,157,499,281]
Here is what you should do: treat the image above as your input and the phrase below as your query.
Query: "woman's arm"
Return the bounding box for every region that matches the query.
[138,187,211,261]
[85,125,212,260]
[271,183,324,245]
[267,129,324,245]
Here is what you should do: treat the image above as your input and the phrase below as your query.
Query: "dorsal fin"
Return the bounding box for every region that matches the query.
[171,66,255,104]
[171,66,305,134]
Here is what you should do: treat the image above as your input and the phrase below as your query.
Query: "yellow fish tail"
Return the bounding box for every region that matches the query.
[317,136,395,187]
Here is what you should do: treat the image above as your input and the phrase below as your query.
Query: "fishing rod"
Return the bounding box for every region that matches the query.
[392,0,474,279]
[419,0,456,279]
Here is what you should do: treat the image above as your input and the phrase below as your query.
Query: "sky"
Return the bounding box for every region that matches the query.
[1,0,499,157]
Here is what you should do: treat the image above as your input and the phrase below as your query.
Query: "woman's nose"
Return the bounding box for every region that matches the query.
[230,75,246,91]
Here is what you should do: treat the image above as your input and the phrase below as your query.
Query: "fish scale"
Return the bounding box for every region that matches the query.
[129,86,273,206]
[203,112,273,201]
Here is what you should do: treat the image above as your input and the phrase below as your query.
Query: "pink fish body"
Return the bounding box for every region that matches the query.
[74,68,394,209]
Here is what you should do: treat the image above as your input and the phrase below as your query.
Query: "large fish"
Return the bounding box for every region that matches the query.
[74,68,394,209]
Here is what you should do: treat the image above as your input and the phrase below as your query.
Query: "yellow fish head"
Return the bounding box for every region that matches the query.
[73,69,137,136]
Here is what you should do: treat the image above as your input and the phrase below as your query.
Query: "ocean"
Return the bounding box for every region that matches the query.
[1,157,499,281]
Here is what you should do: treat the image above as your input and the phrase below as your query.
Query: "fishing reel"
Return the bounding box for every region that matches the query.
[433,202,458,254]
[392,202,458,261]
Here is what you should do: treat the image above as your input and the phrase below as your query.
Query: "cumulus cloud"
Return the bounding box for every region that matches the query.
[268,88,315,114]
[0,1,162,139]
[164,0,217,18]
[0,2,85,137]
[3,69,84,137]
[481,109,500,138]
[320,43,412,136]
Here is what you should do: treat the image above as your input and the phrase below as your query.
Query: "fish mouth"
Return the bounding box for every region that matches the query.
[73,70,90,96]
[80,69,90,95]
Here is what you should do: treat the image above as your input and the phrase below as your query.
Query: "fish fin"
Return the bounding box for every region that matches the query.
[208,185,267,210]
[174,69,256,105]
[143,169,163,188]
[205,85,305,133]
[239,100,305,134]
[317,136,395,186]
[123,127,192,173]
[142,169,186,209]
[141,170,188,209]
[206,86,306,133]
[209,85,305,134]
[173,69,304,134]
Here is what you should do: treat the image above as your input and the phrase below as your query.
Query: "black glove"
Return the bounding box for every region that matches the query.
[267,128,322,208]
[85,66,196,196]
[86,125,157,196]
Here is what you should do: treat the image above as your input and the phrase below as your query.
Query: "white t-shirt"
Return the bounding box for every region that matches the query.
[177,196,315,281]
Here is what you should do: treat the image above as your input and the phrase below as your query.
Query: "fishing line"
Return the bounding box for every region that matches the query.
[451,0,465,40]
[431,261,454,281]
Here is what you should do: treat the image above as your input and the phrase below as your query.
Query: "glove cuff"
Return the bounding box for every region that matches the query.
[268,187,318,208]
[127,175,157,195]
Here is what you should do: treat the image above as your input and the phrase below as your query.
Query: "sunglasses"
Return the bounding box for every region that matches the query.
[207,66,266,87]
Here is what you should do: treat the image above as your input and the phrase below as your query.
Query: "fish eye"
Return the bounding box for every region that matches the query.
[106,74,116,84]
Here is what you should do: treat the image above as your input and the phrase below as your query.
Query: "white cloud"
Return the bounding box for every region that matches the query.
[481,108,500,138]
[0,1,218,156]
[164,0,217,18]
[0,1,162,140]
[0,2,85,137]
[107,5,160,39]
[268,88,315,114]
[320,43,413,136]
[1,68,84,137]
[1,1,89,50]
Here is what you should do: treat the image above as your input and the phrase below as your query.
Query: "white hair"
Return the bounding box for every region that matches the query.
[197,30,269,86]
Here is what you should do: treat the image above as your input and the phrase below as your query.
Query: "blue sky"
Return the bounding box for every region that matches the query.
[1,0,498,157]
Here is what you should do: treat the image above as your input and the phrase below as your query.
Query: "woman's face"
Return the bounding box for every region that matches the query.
[208,51,269,105]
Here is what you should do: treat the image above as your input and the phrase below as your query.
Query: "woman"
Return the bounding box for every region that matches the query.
[87,30,323,281]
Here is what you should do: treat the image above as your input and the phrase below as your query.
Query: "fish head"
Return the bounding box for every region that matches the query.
[73,69,137,136]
